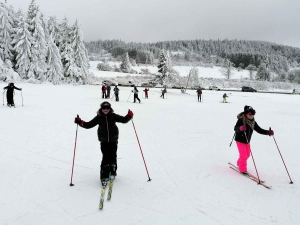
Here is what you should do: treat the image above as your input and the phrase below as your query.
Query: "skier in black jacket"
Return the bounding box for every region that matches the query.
[234,105,274,174]
[3,83,22,107]
[74,101,133,186]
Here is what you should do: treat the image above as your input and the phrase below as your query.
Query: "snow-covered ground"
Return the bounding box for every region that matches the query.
[89,60,250,79]
[1,83,300,225]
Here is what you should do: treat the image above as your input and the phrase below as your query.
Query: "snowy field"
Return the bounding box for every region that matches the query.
[89,61,250,79]
[1,83,300,225]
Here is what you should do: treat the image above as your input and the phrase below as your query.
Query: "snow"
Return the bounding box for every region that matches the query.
[89,60,251,79]
[1,83,300,225]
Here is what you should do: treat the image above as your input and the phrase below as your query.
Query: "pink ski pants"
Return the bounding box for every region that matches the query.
[236,141,251,172]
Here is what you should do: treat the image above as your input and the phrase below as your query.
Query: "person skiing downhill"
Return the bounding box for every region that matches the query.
[3,83,22,107]
[196,88,202,102]
[223,93,228,103]
[74,101,134,186]
[132,86,141,103]
[234,105,274,175]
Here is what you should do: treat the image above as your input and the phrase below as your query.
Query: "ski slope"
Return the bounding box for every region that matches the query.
[1,83,299,225]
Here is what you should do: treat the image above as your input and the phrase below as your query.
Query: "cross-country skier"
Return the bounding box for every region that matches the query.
[223,93,228,103]
[234,105,274,175]
[113,85,119,101]
[143,88,149,99]
[160,87,167,99]
[196,88,202,102]
[132,86,141,103]
[74,101,133,186]
[106,85,111,98]
[101,84,107,99]
[3,83,22,107]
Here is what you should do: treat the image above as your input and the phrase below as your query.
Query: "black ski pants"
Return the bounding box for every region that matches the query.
[100,141,118,180]
[134,94,140,103]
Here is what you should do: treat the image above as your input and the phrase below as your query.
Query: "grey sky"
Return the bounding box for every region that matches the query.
[7,0,300,47]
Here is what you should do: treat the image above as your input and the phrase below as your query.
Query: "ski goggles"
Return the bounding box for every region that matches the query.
[101,105,111,110]
[246,110,256,115]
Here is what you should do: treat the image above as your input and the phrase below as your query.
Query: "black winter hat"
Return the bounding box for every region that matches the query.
[100,101,111,107]
[244,105,256,115]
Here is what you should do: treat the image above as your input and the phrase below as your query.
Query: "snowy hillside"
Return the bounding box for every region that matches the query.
[1,83,299,225]
[89,61,251,79]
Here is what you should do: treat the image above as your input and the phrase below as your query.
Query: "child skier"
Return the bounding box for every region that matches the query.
[113,85,119,101]
[74,101,133,186]
[234,105,274,175]
[143,88,149,99]
[223,93,228,103]
[132,86,141,103]
[3,83,22,107]
[101,84,107,99]
[196,88,202,102]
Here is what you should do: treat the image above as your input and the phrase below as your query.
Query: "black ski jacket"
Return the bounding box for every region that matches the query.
[4,85,21,97]
[81,108,131,142]
[234,113,269,144]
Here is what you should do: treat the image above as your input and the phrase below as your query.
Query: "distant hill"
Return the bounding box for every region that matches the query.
[85,39,300,75]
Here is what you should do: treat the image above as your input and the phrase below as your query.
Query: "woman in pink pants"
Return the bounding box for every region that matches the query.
[234,105,274,174]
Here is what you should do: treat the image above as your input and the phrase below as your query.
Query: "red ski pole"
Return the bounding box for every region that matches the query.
[131,119,151,182]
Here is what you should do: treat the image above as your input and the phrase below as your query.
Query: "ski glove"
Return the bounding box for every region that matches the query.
[74,117,84,126]
[127,109,134,118]
[240,125,247,132]
[267,130,274,136]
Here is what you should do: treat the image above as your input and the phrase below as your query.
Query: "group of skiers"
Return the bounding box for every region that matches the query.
[1,80,276,189]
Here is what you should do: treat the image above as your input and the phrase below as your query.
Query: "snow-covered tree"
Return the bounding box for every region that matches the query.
[47,16,61,47]
[189,67,199,87]
[120,52,131,72]
[0,2,14,63]
[46,35,63,84]
[157,49,167,78]
[246,64,256,80]
[69,20,89,81]
[221,58,235,79]
[256,63,270,81]
[12,17,32,78]
[27,1,47,80]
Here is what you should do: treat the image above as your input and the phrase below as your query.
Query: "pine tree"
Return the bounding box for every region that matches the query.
[157,49,167,78]
[256,63,270,81]
[69,20,89,81]
[246,64,256,80]
[12,17,32,79]
[46,35,63,84]
[27,1,47,80]
[0,2,14,64]
[120,52,131,72]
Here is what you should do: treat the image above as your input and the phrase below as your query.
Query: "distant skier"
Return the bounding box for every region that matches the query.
[196,88,202,102]
[160,87,167,99]
[234,105,274,175]
[132,86,141,103]
[101,84,107,99]
[223,93,228,103]
[74,101,133,186]
[113,85,119,101]
[3,83,22,107]
[106,85,111,98]
[143,88,149,99]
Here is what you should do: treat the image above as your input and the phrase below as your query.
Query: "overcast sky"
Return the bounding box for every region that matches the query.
[6,0,300,47]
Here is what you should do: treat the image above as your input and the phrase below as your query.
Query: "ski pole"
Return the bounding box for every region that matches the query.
[244,131,262,184]
[131,119,152,182]
[269,127,293,184]
[229,133,236,147]
[70,115,80,186]
[21,90,23,106]
[127,92,132,102]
